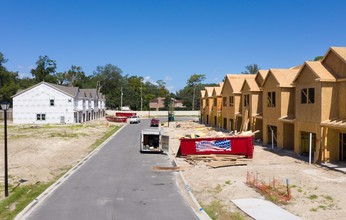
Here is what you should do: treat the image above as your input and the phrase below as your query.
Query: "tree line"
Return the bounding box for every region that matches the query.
[0,52,261,110]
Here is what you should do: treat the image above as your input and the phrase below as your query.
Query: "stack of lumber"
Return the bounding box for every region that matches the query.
[184,154,251,168]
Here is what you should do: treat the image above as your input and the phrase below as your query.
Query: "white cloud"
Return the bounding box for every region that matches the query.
[212,77,221,83]
[164,76,172,81]
[18,72,31,78]
[16,65,34,78]
[166,85,174,92]
[143,76,157,85]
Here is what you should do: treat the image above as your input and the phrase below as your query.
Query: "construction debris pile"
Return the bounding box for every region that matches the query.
[184,154,251,168]
[174,121,256,139]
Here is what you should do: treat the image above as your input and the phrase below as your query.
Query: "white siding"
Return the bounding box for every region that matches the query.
[13,84,75,124]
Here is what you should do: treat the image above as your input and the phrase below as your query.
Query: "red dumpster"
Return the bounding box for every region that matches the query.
[106,116,127,122]
[115,112,136,118]
[179,136,254,158]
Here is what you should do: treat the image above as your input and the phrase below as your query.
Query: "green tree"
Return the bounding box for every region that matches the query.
[93,64,125,109]
[242,64,260,74]
[65,65,85,87]
[187,74,206,110]
[0,52,8,68]
[314,56,323,61]
[176,83,217,110]
[31,55,57,83]
[0,53,20,103]
[156,80,169,97]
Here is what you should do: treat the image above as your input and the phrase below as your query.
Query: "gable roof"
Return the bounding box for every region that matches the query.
[212,86,222,96]
[222,74,254,94]
[292,61,336,83]
[12,81,104,101]
[240,75,260,92]
[322,47,346,64]
[255,70,269,86]
[12,81,79,98]
[204,87,214,98]
[200,90,206,98]
[263,69,299,88]
[79,88,99,99]
[46,82,80,97]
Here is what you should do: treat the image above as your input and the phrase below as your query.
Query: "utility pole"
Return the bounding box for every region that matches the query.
[120,87,123,110]
[140,83,143,111]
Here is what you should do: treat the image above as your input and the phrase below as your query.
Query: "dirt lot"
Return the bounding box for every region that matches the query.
[164,121,346,220]
[1,118,346,219]
[0,118,122,200]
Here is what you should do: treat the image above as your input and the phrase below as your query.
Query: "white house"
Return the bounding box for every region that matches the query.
[12,82,106,124]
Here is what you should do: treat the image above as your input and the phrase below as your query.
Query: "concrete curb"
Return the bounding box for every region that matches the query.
[15,124,127,220]
[170,150,212,220]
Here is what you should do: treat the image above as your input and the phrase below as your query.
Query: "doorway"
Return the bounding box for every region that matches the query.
[300,132,316,156]
[223,118,227,130]
[267,125,277,146]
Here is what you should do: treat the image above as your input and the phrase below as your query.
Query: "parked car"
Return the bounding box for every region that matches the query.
[150,118,160,127]
[129,116,141,124]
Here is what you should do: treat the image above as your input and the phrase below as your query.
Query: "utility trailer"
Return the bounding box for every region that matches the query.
[140,128,169,153]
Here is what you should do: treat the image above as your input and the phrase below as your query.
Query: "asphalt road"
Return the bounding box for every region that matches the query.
[26,120,198,220]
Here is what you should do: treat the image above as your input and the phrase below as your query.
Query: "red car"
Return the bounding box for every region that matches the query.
[150,118,160,127]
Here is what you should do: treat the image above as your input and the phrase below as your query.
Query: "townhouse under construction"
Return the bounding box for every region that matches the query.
[200,47,346,164]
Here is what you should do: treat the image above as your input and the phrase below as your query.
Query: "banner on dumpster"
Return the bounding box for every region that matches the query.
[195,140,231,152]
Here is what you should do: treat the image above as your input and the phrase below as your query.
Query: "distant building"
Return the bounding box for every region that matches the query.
[149,97,185,110]
[12,82,106,124]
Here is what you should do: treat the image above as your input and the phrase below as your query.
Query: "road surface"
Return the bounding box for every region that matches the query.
[26,120,197,220]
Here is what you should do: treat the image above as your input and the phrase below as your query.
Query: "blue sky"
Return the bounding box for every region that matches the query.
[1,0,346,92]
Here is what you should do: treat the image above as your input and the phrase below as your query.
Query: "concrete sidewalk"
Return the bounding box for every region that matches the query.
[321,162,346,174]
[232,198,301,220]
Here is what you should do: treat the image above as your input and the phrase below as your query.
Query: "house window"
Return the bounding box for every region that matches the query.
[50,99,55,106]
[223,97,227,106]
[214,98,217,106]
[301,88,315,104]
[267,92,276,107]
[244,94,249,107]
[229,96,234,107]
[36,113,46,121]
[68,99,72,103]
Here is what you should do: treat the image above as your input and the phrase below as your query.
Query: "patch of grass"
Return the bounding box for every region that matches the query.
[50,131,79,138]
[322,195,333,201]
[0,182,52,220]
[297,188,303,193]
[214,184,223,193]
[0,165,73,220]
[208,184,223,194]
[318,205,327,210]
[308,194,318,200]
[90,126,121,150]
[225,180,231,185]
[202,200,244,220]
[10,134,30,140]
[310,207,318,212]
[290,184,296,188]
[67,124,84,130]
